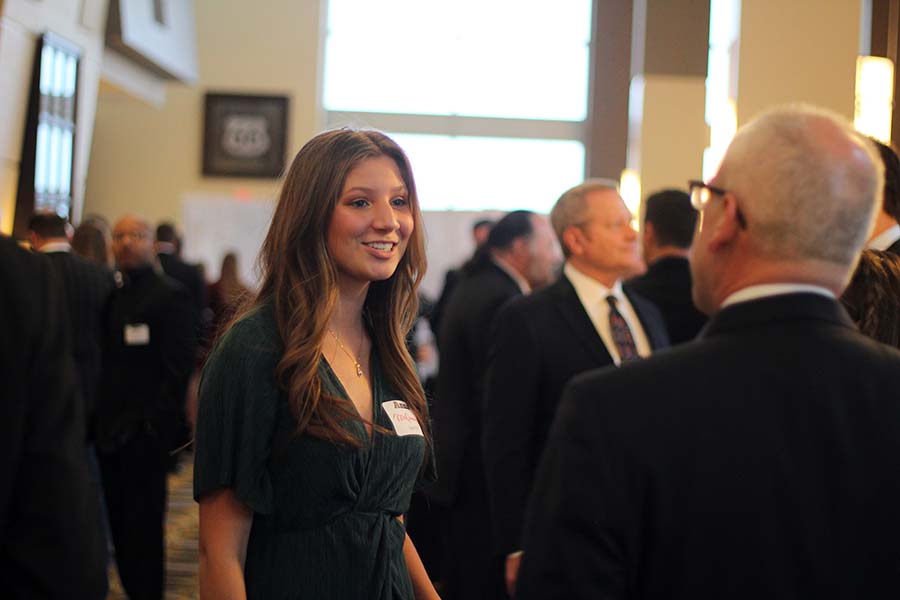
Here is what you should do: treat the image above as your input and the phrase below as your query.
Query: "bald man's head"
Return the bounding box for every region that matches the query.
[112,215,155,269]
[714,106,882,267]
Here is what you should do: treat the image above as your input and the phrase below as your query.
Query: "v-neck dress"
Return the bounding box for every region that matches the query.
[193,303,431,599]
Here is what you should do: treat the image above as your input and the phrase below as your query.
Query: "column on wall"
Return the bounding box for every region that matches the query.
[867,0,900,145]
[625,0,710,220]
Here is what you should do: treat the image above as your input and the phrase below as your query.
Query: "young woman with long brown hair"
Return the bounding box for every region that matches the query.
[194,129,439,599]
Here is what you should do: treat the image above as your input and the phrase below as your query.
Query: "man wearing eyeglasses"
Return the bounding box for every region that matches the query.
[95,215,197,600]
[483,180,669,598]
[516,106,900,600]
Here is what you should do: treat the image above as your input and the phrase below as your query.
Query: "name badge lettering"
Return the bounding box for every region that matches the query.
[124,323,150,346]
[382,400,424,437]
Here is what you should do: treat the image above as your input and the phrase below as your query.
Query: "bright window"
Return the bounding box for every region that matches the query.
[388,133,585,212]
[323,0,593,211]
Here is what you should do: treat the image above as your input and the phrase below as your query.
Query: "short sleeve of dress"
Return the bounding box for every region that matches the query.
[193,308,282,514]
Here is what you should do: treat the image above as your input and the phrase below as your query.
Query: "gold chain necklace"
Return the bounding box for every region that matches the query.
[328,328,364,377]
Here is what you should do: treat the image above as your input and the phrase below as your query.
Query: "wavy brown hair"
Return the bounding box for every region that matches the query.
[841,249,900,349]
[243,129,428,447]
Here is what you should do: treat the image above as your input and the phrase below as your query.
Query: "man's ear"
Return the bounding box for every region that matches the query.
[706,193,743,251]
[561,226,583,257]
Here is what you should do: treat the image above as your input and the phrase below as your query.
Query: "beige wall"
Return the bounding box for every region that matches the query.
[84,0,323,226]
[737,0,861,124]
[0,0,108,234]
[632,74,707,203]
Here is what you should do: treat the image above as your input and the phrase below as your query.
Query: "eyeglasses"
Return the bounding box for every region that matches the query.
[688,180,728,211]
[687,179,747,229]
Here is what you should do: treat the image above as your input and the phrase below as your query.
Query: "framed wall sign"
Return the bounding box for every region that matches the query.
[202,93,289,178]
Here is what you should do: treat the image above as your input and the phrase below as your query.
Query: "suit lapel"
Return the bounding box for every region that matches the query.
[551,276,613,365]
[625,288,668,350]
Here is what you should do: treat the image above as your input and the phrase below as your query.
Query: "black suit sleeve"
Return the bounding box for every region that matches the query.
[429,276,515,505]
[0,245,107,598]
[155,285,198,447]
[190,264,207,311]
[483,299,543,555]
[517,375,631,600]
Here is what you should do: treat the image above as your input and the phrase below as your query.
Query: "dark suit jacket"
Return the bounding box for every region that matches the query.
[626,255,707,344]
[0,236,107,598]
[428,267,462,347]
[428,259,524,506]
[45,250,114,431]
[158,251,206,312]
[483,275,669,555]
[96,266,197,453]
[518,293,900,600]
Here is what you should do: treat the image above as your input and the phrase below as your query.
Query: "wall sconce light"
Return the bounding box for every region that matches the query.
[620,168,642,223]
[854,55,894,143]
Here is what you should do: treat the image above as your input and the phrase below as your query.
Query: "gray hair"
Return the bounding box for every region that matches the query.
[550,178,619,257]
[718,105,883,266]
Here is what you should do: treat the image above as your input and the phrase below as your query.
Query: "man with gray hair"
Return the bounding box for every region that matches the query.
[483,181,669,596]
[516,106,900,599]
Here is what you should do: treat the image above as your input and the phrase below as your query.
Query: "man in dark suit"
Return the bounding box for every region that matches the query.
[429,210,560,600]
[867,139,900,255]
[96,215,197,600]
[627,189,707,344]
[429,218,494,344]
[155,221,206,311]
[517,106,900,599]
[28,213,115,430]
[484,181,669,596]
[0,235,108,598]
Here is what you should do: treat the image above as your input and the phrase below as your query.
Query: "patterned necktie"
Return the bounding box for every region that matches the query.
[606,295,639,363]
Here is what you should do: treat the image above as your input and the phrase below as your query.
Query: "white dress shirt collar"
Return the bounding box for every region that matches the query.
[156,242,176,255]
[869,223,900,251]
[721,283,835,309]
[564,262,624,302]
[39,241,71,253]
[492,255,531,294]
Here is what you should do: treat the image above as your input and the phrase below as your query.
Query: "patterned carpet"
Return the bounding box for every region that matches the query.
[106,458,199,599]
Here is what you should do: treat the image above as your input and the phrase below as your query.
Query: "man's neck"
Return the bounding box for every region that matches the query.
[712,258,847,310]
[645,246,689,265]
[566,257,620,289]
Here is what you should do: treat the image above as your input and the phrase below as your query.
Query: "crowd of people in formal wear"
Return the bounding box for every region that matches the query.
[3,104,900,599]
[1,213,246,599]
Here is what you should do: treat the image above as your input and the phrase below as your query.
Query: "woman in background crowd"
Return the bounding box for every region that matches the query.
[206,251,250,343]
[72,218,114,270]
[840,248,900,348]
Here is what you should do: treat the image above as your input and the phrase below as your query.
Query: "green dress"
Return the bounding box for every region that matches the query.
[193,304,431,599]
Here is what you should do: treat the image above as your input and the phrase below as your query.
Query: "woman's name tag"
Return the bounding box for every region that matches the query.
[382,401,423,437]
